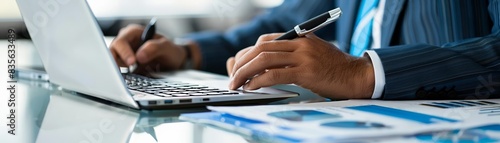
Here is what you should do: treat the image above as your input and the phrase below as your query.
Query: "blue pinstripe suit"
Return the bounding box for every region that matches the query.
[187,0,500,99]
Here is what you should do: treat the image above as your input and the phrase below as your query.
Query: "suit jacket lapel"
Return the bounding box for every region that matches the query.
[381,0,407,47]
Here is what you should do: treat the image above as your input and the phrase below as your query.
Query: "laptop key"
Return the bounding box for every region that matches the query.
[171,90,185,92]
[151,85,166,88]
[207,92,222,95]
[158,90,172,93]
[177,86,193,89]
[128,86,140,90]
[168,84,188,87]
[157,93,171,97]
[162,87,176,90]
[182,91,197,95]
[221,92,239,95]
[203,88,218,90]
[190,86,208,89]
[162,92,178,95]
[145,92,157,95]
[197,90,211,93]
[191,93,207,96]
[172,93,189,97]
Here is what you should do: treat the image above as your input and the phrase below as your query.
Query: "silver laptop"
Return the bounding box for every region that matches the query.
[35,87,247,143]
[16,0,297,109]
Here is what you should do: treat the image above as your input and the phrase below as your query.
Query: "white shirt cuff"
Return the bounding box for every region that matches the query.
[364,50,386,99]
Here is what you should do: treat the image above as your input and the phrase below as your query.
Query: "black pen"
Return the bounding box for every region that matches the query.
[275,8,342,40]
[128,17,157,73]
[141,17,157,44]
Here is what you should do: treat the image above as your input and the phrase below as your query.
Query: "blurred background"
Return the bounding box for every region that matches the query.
[0,0,284,39]
[0,0,284,68]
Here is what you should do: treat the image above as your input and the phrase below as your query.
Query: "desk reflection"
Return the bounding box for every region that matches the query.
[15,80,249,143]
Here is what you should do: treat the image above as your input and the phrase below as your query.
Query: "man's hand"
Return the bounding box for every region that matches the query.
[110,24,198,74]
[227,33,375,99]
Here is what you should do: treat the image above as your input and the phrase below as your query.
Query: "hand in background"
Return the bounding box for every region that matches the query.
[227,33,375,99]
[110,24,188,74]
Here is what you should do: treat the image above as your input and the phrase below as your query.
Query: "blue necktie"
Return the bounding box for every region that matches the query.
[350,0,380,57]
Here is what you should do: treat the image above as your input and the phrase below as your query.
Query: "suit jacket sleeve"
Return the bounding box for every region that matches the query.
[375,0,500,100]
[185,0,336,74]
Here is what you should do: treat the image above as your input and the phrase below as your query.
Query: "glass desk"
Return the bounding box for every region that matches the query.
[3,79,327,143]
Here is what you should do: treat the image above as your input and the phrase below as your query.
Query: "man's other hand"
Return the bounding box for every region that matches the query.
[110,24,189,74]
[227,33,375,99]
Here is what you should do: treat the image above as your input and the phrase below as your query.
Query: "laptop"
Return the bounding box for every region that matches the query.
[16,0,298,109]
[34,85,247,143]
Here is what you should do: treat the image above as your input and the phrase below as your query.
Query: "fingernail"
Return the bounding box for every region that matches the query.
[228,81,235,90]
[243,84,251,90]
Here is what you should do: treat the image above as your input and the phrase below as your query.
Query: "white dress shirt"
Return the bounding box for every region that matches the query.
[366,0,386,99]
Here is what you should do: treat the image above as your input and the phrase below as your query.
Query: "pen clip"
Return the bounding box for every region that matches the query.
[294,8,342,37]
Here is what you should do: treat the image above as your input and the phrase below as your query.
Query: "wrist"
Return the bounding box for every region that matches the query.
[356,57,375,98]
[175,39,202,70]
[187,41,202,69]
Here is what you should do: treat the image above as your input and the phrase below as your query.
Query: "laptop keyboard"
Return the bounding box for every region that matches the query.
[124,75,239,98]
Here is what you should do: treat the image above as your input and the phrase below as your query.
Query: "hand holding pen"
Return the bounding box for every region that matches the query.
[226,8,375,99]
[127,17,158,73]
[110,17,192,74]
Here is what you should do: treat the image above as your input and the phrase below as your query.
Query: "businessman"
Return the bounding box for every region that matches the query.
[111,0,500,100]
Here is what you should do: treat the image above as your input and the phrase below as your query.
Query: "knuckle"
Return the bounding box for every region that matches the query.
[254,42,267,51]
[227,57,235,63]
[242,47,252,53]
[255,41,274,52]
[111,36,126,46]
[297,51,315,64]
[233,62,244,73]
[144,41,159,50]
[127,24,143,30]
[118,27,128,34]
[120,24,143,35]
[109,41,118,49]
[267,70,281,83]
[114,45,130,55]
[256,52,271,61]
[236,47,250,58]
[253,53,267,66]
[226,58,235,66]
[257,34,267,40]
[142,42,153,49]
[110,40,125,49]
[259,34,273,41]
